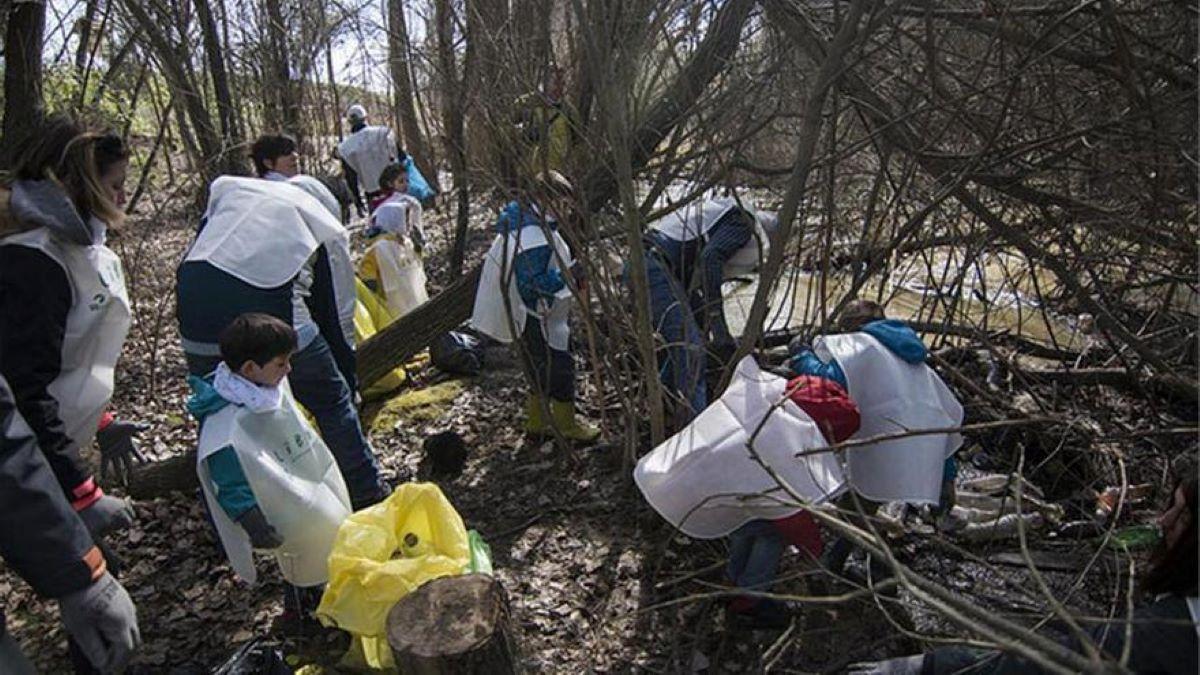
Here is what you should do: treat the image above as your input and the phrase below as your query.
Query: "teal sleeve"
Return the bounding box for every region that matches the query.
[204,446,257,520]
[788,349,849,389]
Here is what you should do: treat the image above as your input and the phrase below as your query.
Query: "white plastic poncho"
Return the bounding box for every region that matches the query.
[186,176,357,350]
[470,223,574,350]
[817,332,963,505]
[649,196,772,277]
[633,357,846,539]
[365,238,428,319]
[372,192,423,239]
[288,175,357,347]
[197,380,352,587]
[338,126,397,193]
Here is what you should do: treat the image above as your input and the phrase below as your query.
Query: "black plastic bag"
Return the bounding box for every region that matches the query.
[212,639,293,675]
[431,331,484,376]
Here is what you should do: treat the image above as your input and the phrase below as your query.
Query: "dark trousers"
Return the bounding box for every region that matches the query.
[517,318,574,402]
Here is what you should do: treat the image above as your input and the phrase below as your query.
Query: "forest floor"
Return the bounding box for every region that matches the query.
[0,197,1190,673]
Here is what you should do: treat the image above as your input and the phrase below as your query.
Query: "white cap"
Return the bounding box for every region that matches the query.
[346,104,368,122]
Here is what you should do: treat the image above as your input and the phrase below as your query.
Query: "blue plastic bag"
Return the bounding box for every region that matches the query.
[404,156,436,202]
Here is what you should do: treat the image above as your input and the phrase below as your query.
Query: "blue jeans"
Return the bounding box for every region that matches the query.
[642,252,707,420]
[727,519,785,596]
[186,335,388,510]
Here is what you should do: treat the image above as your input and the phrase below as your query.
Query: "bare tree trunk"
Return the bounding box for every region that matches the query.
[386,0,439,190]
[195,0,243,174]
[90,28,139,106]
[0,0,46,167]
[120,0,222,186]
[264,0,300,137]
[436,0,471,275]
[73,0,99,74]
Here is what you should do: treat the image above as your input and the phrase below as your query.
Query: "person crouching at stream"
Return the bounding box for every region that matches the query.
[788,299,962,581]
[633,197,776,426]
[470,172,599,442]
[188,314,352,632]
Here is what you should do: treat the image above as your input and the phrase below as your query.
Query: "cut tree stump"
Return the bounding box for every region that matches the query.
[387,574,520,675]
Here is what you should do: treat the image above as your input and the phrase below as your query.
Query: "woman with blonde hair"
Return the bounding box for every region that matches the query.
[0,115,142,673]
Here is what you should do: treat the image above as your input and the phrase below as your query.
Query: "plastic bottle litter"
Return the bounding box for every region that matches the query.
[1106,524,1161,550]
[402,532,430,558]
[1095,484,1154,519]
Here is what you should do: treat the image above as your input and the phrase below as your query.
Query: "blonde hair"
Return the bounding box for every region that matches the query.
[12,116,128,228]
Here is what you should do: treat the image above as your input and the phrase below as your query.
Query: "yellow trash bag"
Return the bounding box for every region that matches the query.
[355,277,406,398]
[316,483,471,670]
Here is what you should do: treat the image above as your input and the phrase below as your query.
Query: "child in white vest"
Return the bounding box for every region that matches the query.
[187,313,352,627]
[360,163,428,319]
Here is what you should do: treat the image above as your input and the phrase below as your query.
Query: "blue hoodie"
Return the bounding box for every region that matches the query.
[788,319,929,389]
[493,201,566,311]
[186,375,257,519]
[789,319,955,481]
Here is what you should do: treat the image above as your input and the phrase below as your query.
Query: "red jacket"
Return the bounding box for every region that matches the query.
[770,375,862,556]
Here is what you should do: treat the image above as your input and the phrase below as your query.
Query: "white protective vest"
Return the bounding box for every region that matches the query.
[471,224,574,350]
[367,237,428,318]
[818,332,963,504]
[197,383,351,587]
[0,226,130,451]
[650,197,771,276]
[186,177,356,350]
[338,126,397,193]
[633,357,846,539]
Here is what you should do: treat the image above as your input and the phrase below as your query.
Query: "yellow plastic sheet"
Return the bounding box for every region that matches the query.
[316,483,471,670]
[355,277,406,398]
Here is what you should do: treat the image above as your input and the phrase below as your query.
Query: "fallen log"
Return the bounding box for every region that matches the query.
[127,448,197,499]
[1015,366,1198,402]
[387,574,520,674]
[357,265,482,389]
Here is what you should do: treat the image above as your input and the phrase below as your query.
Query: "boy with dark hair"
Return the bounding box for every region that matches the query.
[250,134,299,180]
[187,313,351,626]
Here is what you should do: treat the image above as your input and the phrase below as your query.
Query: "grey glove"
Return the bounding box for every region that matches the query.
[96,420,149,486]
[58,572,141,674]
[79,495,136,538]
[237,505,283,549]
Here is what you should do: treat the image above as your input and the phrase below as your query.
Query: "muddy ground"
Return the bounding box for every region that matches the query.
[0,200,1185,673]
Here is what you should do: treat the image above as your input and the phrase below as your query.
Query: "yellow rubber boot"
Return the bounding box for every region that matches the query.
[549,399,600,443]
[524,394,549,435]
